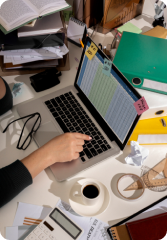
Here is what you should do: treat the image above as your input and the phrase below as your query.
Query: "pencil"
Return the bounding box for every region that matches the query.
[79,38,84,49]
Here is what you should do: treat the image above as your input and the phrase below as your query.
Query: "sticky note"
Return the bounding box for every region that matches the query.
[85,42,98,60]
[134,97,149,115]
[102,58,112,77]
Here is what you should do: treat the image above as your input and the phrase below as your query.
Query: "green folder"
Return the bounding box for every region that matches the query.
[117,22,142,34]
[113,32,167,95]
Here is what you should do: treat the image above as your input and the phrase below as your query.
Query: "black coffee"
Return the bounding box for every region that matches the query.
[83,185,99,199]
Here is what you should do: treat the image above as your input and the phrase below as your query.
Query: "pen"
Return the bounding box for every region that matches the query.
[79,38,84,49]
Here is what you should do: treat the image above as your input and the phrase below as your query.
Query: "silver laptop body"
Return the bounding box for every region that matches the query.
[17,37,141,181]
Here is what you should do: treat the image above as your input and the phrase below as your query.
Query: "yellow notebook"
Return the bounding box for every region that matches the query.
[128,116,167,145]
[142,26,167,39]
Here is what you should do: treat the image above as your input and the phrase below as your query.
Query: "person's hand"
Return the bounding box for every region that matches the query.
[21,133,91,179]
[41,132,91,166]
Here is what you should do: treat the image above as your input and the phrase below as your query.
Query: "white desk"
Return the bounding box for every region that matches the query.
[1,0,167,237]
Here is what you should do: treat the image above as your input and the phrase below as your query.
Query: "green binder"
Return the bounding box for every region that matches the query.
[113,32,167,95]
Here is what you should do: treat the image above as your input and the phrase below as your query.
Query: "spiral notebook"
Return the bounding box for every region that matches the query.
[67,17,87,47]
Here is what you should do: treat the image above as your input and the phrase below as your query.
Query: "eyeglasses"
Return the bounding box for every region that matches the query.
[3,112,41,150]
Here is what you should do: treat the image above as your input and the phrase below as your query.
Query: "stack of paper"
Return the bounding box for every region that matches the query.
[0,44,69,69]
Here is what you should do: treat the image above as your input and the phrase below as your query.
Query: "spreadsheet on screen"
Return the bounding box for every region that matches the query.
[77,43,138,143]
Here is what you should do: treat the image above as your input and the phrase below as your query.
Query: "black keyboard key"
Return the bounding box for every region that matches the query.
[107,144,111,149]
[94,144,99,149]
[71,118,75,123]
[52,101,58,108]
[76,126,81,131]
[65,111,70,115]
[76,119,82,124]
[98,140,103,145]
[50,108,56,113]
[69,100,75,105]
[77,111,82,116]
[100,135,105,140]
[91,123,96,127]
[60,103,65,108]
[56,107,61,112]
[69,92,72,95]
[60,95,66,100]
[85,131,90,135]
[91,140,96,145]
[67,122,71,127]
[64,118,69,123]
[101,144,108,151]
[86,123,91,128]
[66,104,71,108]
[47,104,53,109]
[52,112,58,118]
[69,127,74,131]
[72,104,77,108]
[69,108,73,112]
[71,111,77,116]
[94,127,98,132]
[65,93,70,97]
[64,100,68,104]
[55,97,61,103]
[91,131,97,136]
[83,119,88,124]
[62,107,67,111]
[97,149,103,154]
[87,143,92,148]
[90,148,98,156]
[45,101,50,105]
[84,148,93,159]
[95,135,100,140]
[80,151,85,157]
[67,114,72,119]
[74,115,79,120]
[89,127,94,132]
[61,115,66,119]
[56,117,69,133]
[59,111,63,115]
[80,123,84,128]
[73,122,78,127]
[81,115,85,120]
[82,127,87,132]
[81,157,86,162]
[104,140,108,144]
[67,96,72,101]
[75,107,80,112]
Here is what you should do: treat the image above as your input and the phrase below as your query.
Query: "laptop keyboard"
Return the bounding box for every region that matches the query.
[44,92,111,162]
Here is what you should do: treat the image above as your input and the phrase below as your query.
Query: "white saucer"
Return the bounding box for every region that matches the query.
[69,178,110,217]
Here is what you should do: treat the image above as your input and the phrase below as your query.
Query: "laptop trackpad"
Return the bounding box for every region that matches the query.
[33,121,61,147]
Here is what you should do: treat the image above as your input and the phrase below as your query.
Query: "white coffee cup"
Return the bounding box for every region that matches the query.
[80,181,102,206]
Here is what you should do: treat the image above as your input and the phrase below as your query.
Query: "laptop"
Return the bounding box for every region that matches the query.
[17,37,142,181]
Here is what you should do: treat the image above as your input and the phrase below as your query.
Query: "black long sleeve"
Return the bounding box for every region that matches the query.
[0,160,32,208]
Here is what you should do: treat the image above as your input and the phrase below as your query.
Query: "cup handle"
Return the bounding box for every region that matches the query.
[73,191,82,198]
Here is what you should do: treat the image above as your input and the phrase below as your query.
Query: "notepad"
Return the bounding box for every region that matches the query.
[67,17,87,47]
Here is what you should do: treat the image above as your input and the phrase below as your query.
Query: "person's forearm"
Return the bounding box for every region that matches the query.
[21,146,50,179]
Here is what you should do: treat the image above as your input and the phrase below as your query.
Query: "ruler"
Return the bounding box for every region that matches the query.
[125,158,167,191]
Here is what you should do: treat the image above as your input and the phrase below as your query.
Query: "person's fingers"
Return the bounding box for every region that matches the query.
[73,152,80,159]
[74,132,92,140]
[75,146,83,153]
[76,139,85,146]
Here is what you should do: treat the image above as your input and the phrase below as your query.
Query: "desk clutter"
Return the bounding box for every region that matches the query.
[0,1,71,76]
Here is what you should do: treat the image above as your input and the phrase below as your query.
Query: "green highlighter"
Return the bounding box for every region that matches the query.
[113,31,167,95]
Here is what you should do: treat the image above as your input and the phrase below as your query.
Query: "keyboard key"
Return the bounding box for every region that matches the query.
[60,95,66,100]
[59,103,64,108]
[77,111,82,116]
[107,144,111,149]
[64,118,69,123]
[67,114,72,119]
[66,104,71,108]
[84,148,93,159]
[52,112,58,118]
[72,104,77,108]
[56,117,69,133]
[86,123,91,128]
[91,140,96,145]
[65,93,70,97]
[87,143,92,148]
[47,104,53,109]
[71,111,77,116]
[91,131,97,136]
[65,111,70,115]
[67,96,72,100]
[76,126,81,131]
[90,148,98,156]
[75,107,80,112]
[62,107,67,111]
[55,97,61,103]
[67,122,71,127]
[76,119,82,124]
[82,127,87,132]
[61,115,66,119]
[73,122,78,127]
[104,140,108,144]
[50,108,55,113]
[97,140,103,145]
[95,135,100,140]
[52,101,58,108]
[80,151,85,157]
[97,149,103,154]
[89,127,94,132]
[94,144,99,149]
[69,92,72,95]
[81,157,86,162]
[45,101,50,105]
[69,127,74,131]
[101,144,108,151]
[58,110,63,115]
[71,118,75,123]
[64,100,68,104]
[100,135,105,140]
[80,123,84,128]
[74,115,79,120]
[56,107,61,112]
[69,108,73,112]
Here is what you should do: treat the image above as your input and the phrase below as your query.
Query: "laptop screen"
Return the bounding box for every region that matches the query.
[75,37,141,149]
